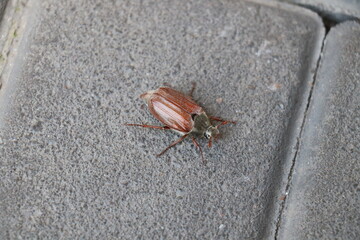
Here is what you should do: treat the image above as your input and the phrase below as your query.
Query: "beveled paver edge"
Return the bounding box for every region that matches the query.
[0,0,30,87]
[0,0,38,130]
[280,0,360,22]
[278,20,360,239]
[259,1,328,239]
[0,0,11,52]
[242,1,326,239]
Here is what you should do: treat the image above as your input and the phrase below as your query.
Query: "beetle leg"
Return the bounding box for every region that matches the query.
[157,134,189,157]
[192,137,206,164]
[217,121,234,127]
[125,123,171,130]
[208,137,213,148]
[188,82,196,97]
[209,116,236,126]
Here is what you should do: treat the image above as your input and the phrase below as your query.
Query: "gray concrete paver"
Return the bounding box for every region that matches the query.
[0,0,324,239]
[278,21,360,239]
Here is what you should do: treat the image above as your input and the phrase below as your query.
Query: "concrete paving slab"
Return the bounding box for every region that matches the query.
[0,0,324,239]
[278,21,360,239]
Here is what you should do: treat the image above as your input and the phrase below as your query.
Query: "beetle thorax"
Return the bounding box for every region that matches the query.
[192,113,218,139]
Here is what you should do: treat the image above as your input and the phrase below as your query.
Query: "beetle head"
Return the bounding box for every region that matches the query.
[204,126,219,139]
[204,126,219,147]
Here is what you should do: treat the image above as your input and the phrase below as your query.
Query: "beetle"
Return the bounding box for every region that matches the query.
[125,83,236,164]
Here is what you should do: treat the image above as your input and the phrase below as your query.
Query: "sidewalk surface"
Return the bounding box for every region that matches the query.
[0,0,359,239]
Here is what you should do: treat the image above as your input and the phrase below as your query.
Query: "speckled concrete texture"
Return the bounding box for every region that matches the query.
[278,21,360,239]
[0,0,324,239]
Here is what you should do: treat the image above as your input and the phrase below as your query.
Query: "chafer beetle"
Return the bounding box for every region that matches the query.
[126,84,235,164]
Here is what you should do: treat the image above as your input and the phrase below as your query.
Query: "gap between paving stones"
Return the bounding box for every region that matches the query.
[0,0,30,90]
[278,21,360,239]
[272,11,348,240]
[295,3,360,25]
[274,37,326,240]
[279,0,360,31]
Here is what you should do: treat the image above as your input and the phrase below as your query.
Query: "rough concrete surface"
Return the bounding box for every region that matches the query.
[0,0,324,239]
[278,21,360,239]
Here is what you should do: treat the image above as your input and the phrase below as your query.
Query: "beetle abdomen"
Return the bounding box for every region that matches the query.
[141,87,204,133]
[156,87,203,115]
[150,96,192,132]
